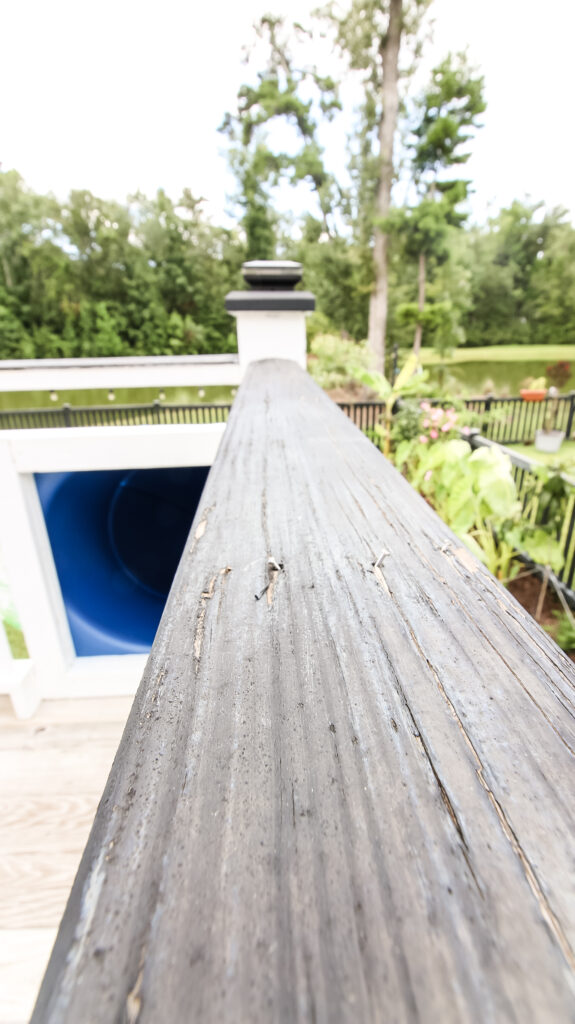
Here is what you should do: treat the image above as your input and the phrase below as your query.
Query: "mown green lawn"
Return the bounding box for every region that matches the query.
[420,345,575,366]
[507,440,575,470]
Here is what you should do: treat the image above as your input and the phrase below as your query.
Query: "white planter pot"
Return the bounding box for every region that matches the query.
[534,429,565,453]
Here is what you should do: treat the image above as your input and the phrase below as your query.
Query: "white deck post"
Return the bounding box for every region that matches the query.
[225,261,315,372]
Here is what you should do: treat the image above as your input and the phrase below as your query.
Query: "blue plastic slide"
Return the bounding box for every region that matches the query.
[35,467,209,655]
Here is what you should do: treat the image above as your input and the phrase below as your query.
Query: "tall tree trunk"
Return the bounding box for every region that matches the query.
[412,250,426,356]
[367,0,402,375]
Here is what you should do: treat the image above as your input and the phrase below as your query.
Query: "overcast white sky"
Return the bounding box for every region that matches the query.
[2,0,574,225]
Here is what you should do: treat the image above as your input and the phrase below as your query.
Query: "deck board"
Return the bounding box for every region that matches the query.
[0,696,131,1022]
[29,362,575,1021]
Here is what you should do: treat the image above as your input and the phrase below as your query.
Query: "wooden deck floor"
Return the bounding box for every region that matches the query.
[0,695,132,1023]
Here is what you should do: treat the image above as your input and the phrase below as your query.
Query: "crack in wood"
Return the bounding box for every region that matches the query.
[447,588,575,757]
[450,547,480,575]
[125,966,144,1024]
[125,944,147,1024]
[408,702,484,900]
[188,504,214,556]
[374,575,575,970]
[194,568,231,671]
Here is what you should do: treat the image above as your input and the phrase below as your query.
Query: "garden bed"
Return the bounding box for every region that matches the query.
[508,572,575,660]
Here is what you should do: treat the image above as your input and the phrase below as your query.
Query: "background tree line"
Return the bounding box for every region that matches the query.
[0,172,245,360]
[2,4,575,365]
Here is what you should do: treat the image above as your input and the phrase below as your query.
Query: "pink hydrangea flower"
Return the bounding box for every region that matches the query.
[441,423,451,432]
[424,470,433,482]
[419,434,428,444]
[422,418,430,428]
[430,428,438,439]
[461,425,471,435]
[420,401,431,412]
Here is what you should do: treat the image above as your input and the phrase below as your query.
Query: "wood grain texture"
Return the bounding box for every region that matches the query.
[32,361,575,1022]
[0,930,57,1024]
[0,696,130,1022]
[0,852,94,929]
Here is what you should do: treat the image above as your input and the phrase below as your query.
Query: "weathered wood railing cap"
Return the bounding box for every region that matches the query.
[33,360,575,1022]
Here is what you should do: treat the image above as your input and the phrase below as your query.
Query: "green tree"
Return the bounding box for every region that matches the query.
[0,171,245,359]
[221,14,341,257]
[463,201,565,347]
[398,53,485,354]
[329,0,431,371]
[530,216,575,345]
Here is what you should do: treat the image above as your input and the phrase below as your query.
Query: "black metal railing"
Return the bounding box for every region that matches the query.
[470,434,575,595]
[336,401,386,435]
[342,394,575,446]
[0,399,389,433]
[3,393,575,446]
[0,402,234,430]
[465,392,575,443]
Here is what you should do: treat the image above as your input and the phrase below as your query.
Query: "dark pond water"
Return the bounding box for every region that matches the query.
[426,360,575,397]
[0,384,237,411]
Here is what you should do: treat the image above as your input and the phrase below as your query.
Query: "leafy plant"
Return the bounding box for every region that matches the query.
[390,403,425,445]
[392,400,467,474]
[307,333,373,390]
[462,526,521,583]
[527,376,547,391]
[522,464,572,538]
[503,524,564,575]
[354,353,432,455]
[396,437,522,578]
[549,610,575,651]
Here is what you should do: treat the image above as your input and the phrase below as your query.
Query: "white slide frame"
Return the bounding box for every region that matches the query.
[0,423,225,716]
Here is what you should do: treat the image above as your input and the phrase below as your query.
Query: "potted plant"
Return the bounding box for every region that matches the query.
[520,376,547,402]
[535,386,565,453]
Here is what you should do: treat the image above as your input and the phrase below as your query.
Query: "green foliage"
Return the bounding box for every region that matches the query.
[396,296,464,353]
[548,611,575,651]
[412,442,518,531]
[393,423,567,579]
[387,53,486,354]
[401,439,523,580]
[288,234,372,342]
[307,333,372,389]
[5,4,575,366]
[462,202,572,349]
[0,304,33,357]
[355,353,435,454]
[392,430,517,576]
[0,171,245,359]
[504,525,564,575]
[522,464,572,534]
[220,14,341,255]
[390,403,424,445]
[411,54,486,177]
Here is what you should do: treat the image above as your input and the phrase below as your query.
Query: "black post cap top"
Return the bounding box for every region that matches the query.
[242,261,303,291]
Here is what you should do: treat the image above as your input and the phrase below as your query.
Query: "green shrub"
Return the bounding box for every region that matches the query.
[308,334,372,390]
[549,611,575,651]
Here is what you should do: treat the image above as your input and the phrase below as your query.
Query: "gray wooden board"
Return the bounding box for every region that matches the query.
[32,360,575,1023]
